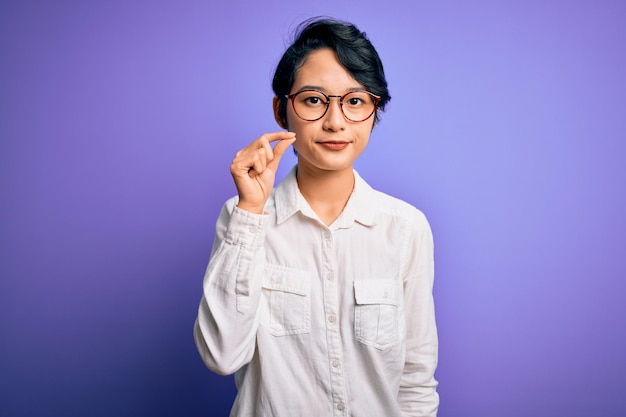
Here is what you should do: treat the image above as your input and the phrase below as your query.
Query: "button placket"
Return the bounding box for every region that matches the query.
[320,228,348,416]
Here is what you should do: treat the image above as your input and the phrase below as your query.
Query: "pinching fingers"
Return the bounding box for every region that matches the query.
[267,136,296,171]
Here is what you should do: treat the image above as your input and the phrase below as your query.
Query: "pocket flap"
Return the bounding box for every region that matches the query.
[354,279,401,306]
[262,264,311,296]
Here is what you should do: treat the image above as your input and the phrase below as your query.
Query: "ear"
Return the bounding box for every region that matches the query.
[273,96,287,129]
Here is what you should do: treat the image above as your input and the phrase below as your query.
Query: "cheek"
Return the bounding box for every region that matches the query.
[285,108,296,131]
[357,124,374,142]
[286,112,309,136]
[291,126,309,152]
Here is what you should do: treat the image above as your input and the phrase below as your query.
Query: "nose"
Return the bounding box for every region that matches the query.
[322,96,346,131]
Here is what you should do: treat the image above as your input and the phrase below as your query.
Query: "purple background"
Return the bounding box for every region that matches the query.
[1,1,625,416]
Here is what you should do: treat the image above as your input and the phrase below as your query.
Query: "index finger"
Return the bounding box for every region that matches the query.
[256,131,295,161]
[260,131,296,145]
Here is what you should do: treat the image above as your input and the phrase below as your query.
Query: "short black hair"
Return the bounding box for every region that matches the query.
[272,17,391,127]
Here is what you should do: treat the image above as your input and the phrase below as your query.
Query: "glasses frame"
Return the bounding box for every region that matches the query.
[286,89,381,123]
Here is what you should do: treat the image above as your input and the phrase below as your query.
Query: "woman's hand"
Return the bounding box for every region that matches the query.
[230,131,296,214]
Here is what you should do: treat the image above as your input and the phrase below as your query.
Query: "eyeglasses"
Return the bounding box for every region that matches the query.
[286,89,380,122]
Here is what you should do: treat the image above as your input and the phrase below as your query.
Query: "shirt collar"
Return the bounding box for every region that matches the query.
[274,166,378,228]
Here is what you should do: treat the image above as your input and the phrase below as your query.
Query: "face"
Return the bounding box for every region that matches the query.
[273,48,376,175]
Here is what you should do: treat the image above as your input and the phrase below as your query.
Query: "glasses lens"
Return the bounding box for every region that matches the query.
[292,90,328,121]
[342,91,376,122]
[291,90,378,122]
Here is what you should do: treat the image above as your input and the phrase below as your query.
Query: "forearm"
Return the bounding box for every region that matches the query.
[194,204,268,375]
[397,303,439,416]
[398,212,439,416]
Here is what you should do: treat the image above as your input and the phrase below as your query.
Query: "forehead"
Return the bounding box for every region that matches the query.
[292,48,363,92]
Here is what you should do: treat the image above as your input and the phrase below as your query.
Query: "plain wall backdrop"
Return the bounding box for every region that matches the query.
[1,0,625,416]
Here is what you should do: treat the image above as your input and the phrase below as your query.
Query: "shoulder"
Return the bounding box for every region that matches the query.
[374,189,430,230]
[357,174,430,230]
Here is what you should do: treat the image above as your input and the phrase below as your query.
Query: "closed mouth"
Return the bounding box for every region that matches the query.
[317,141,351,150]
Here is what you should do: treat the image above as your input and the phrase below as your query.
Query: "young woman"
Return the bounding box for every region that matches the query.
[194,18,439,416]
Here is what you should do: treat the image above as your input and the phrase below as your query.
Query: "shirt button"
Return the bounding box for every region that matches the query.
[337,402,345,411]
[332,360,340,368]
[326,273,333,280]
[249,225,258,233]
[323,231,331,239]
[328,315,336,323]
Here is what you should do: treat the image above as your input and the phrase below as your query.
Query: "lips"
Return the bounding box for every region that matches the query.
[318,141,350,150]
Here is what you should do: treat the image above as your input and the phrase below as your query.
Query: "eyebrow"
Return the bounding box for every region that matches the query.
[295,85,367,94]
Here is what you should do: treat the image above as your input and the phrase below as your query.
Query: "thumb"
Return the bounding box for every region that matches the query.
[268,137,296,171]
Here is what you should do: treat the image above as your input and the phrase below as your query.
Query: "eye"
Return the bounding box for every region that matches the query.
[347,97,364,106]
[344,92,371,107]
[305,96,322,105]
[297,91,327,107]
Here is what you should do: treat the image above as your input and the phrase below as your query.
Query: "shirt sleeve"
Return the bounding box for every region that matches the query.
[194,199,268,375]
[397,211,439,416]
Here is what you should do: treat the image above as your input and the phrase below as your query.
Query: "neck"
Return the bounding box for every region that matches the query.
[296,165,355,226]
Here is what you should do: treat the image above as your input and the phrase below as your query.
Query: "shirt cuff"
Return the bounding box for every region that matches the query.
[224,205,269,249]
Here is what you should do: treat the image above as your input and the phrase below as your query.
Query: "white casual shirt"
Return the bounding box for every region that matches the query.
[194,167,439,417]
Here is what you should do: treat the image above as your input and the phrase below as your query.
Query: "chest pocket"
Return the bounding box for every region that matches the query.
[261,264,311,336]
[354,279,402,350]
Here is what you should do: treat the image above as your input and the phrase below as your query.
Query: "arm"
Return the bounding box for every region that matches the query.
[398,212,439,416]
[194,200,268,375]
[194,131,295,375]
